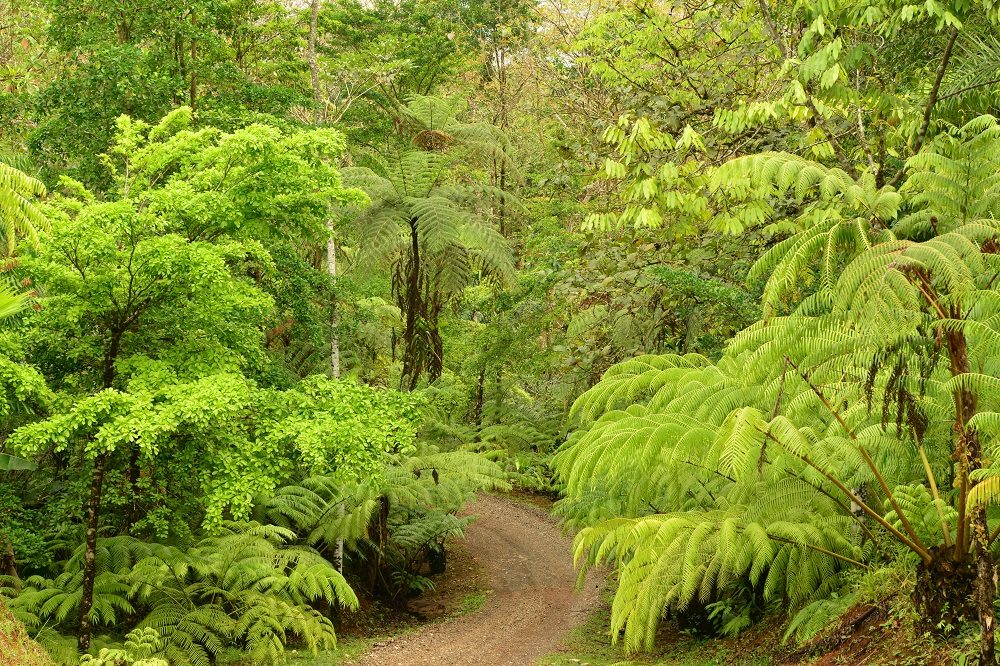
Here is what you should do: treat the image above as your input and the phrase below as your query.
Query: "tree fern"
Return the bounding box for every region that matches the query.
[783,592,857,643]
[261,443,507,601]
[558,116,1000,651]
[895,115,1000,238]
[9,526,356,665]
[344,96,517,389]
[937,30,1000,122]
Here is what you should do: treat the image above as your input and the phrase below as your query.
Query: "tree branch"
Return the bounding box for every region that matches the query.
[888,26,960,188]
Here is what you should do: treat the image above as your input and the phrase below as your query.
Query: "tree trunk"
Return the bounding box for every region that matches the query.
[683,307,701,353]
[492,45,510,238]
[174,34,184,106]
[101,330,122,390]
[471,365,486,427]
[427,295,443,383]
[325,225,345,574]
[78,450,109,652]
[913,545,977,635]
[80,331,121,650]
[0,532,16,578]
[189,29,197,110]
[493,368,503,420]
[367,495,391,594]
[974,511,997,663]
[327,228,341,382]
[308,0,342,568]
[945,323,996,662]
[401,220,422,391]
[910,536,996,662]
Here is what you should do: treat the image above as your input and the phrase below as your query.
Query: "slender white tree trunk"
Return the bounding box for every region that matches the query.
[307,0,345,576]
[327,224,345,573]
[327,227,341,381]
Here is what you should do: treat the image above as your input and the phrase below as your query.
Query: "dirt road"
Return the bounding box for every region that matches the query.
[351,494,600,666]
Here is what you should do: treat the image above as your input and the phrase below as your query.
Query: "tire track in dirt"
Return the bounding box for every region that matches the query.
[351,494,600,666]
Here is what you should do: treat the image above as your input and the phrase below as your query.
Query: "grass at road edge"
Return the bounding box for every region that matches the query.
[286,588,494,665]
[285,635,376,666]
[533,593,770,666]
[455,589,490,616]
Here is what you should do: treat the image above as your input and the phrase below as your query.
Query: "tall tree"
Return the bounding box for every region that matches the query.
[17,106,359,650]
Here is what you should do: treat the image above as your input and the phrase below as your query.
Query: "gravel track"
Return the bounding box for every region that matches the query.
[351,494,600,666]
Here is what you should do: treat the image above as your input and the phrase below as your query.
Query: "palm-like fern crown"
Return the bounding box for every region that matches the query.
[0,160,46,345]
[0,284,25,321]
[556,115,1000,652]
[345,96,518,296]
[400,96,517,170]
[896,115,1000,238]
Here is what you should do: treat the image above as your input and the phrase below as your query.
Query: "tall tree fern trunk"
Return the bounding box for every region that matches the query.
[947,325,996,662]
[367,495,391,595]
[902,277,998,660]
[427,295,443,383]
[472,365,486,426]
[401,219,422,391]
[974,512,996,664]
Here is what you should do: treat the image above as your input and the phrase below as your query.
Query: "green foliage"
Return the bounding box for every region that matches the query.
[8,372,421,532]
[29,0,308,187]
[10,525,356,665]
[0,161,47,254]
[0,453,35,471]
[783,592,856,643]
[19,106,363,393]
[264,443,508,599]
[268,375,423,475]
[14,0,1000,662]
[556,115,1000,652]
[79,628,168,666]
[344,96,516,389]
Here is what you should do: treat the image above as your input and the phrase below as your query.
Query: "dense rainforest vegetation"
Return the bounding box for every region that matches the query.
[4,0,1000,664]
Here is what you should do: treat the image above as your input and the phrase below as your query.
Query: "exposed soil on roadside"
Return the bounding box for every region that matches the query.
[0,599,54,666]
[349,493,601,666]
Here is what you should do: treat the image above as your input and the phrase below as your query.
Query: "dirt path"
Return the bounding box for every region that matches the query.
[351,494,601,666]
